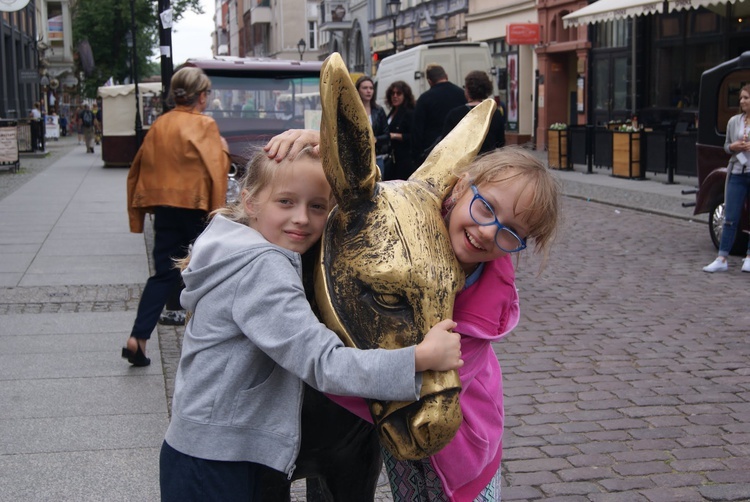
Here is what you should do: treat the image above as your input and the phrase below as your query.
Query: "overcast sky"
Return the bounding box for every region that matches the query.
[170,0,214,65]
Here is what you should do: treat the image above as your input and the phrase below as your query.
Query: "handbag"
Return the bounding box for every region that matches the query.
[376,152,394,179]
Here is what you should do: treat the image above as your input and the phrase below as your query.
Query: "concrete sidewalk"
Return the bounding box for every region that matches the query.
[0,138,165,501]
[0,138,710,501]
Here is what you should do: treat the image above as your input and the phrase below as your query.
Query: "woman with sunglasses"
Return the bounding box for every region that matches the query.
[124,66,230,366]
[384,80,416,180]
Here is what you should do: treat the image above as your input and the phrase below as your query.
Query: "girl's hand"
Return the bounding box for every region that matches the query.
[415,319,463,372]
[264,129,321,161]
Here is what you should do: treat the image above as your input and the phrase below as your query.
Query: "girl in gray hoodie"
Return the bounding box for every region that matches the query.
[159,145,462,501]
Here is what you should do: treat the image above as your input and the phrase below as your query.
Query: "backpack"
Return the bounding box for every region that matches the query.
[81,110,94,127]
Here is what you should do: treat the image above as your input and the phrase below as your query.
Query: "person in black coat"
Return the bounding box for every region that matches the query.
[384,81,416,180]
[411,64,467,165]
[355,75,389,171]
[442,70,505,155]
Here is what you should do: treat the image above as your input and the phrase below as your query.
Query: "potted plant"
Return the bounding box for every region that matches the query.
[612,124,642,178]
[547,123,569,170]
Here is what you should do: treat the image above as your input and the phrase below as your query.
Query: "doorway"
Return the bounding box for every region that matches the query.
[591,51,630,125]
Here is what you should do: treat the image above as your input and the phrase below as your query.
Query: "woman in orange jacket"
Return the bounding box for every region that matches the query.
[123,67,229,366]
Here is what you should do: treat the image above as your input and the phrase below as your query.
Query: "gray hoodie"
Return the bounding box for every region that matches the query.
[164,215,420,476]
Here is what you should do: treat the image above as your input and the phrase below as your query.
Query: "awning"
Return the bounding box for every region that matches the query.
[563,0,743,28]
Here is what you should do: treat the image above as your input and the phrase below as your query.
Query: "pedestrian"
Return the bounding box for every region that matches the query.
[411,64,466,165]
[74,106,84,144]
[354,75,390,173]
[158,145,463,501]
[59,114,68,137]
[383,80,416,180]
[123,66,230,367]
[442,70,505,155]
[267,131,561,502]
[703,83,750,273]
[78,104,96,153]
[29,102,41,120]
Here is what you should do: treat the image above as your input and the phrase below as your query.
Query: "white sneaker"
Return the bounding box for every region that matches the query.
[742,258,750,273]
[703,258,728,273]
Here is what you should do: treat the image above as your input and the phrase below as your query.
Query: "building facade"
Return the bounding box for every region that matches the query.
[1,1,39,119]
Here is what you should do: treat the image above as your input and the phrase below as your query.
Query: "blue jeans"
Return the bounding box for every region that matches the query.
[719,172,750,257]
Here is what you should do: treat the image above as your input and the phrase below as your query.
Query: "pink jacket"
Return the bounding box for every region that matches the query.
[328,255,519,501]
[430,254,519,501]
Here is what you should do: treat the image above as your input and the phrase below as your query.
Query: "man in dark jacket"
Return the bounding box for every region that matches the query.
[411,64,466,165]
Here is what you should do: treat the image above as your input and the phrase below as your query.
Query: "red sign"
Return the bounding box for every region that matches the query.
[506,24,541,45]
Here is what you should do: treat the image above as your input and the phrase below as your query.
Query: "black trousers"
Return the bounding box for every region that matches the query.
[160,441,264,502]
[130,206,207,340]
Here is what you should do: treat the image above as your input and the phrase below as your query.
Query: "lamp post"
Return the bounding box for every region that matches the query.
[386,0,401,53]
[297,38,307,61]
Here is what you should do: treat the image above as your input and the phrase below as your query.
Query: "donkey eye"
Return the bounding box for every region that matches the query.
[372,293,408,310]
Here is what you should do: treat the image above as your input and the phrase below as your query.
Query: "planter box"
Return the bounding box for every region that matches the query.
[547,129,569,170]
[612,131,642,179]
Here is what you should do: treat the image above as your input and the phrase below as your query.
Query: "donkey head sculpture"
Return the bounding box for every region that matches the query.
[314,53,496,460]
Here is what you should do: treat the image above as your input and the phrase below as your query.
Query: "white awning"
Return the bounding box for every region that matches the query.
[563,0,743,28]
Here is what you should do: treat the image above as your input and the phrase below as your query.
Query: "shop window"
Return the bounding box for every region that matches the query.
[692,12,719,34]
[593,19,629,48]
[660,16,680,37]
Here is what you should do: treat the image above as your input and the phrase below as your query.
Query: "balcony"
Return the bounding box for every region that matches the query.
[250,0,271,25]
[319,0,351,31]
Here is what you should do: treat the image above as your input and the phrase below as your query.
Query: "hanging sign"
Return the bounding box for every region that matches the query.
[506,24,541,45]
[0,0,30,12]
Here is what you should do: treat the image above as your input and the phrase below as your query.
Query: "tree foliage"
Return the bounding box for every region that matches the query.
[72,0,202,98]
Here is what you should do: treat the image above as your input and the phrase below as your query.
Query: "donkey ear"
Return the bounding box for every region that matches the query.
[319,53,379,215]
[409,99,497,200]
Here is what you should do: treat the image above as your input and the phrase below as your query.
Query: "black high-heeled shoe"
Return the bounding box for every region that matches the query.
[121,340,151,367]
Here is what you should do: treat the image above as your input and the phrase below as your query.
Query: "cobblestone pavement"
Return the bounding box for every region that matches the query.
[2,139,748,501]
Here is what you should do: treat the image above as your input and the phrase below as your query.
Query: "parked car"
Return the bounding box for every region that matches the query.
[184,57,324,202]
[692,51,750,255]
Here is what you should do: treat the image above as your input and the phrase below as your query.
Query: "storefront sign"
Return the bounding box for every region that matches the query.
[506,24,540,45]
[19,69,39,84]
[0,124,18,164]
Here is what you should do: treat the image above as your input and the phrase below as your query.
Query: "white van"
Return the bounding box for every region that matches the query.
[374,42,496,104]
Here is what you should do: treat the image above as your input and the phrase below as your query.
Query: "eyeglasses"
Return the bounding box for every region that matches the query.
[391,90,403,96]
[469,184,527,253]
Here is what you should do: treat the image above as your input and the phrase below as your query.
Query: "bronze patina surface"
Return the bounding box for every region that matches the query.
[315,53,496,460]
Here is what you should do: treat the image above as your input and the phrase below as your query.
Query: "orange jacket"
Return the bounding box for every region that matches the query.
[127,107,230,233]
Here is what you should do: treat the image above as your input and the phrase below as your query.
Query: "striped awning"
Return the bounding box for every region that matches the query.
[563,0,743,28]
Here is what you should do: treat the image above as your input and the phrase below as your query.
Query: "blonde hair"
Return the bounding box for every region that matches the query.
[451,145,561,268]
[169,67,211,107]
[175,144,325,271]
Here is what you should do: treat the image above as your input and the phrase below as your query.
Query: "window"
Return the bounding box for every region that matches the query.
[202,73,322,135]
[308,21,318,50]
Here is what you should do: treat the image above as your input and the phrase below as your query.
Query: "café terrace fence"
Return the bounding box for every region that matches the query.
[550,123,697,181]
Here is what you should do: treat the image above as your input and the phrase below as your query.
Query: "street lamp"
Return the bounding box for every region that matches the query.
[386,0,401,53]
[297,38,307,61]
